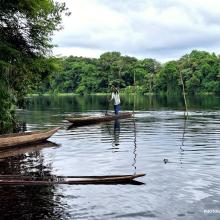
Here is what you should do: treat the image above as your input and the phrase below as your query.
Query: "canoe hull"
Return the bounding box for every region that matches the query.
[66,112,133,126]
[0,127,60,149]
[0,174,145,185]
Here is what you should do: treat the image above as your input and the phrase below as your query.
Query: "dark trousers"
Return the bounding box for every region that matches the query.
[114,104,120,115]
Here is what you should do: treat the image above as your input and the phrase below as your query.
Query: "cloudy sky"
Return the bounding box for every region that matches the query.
[53,0,220,62]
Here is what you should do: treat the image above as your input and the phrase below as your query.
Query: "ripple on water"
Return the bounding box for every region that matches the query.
[1,107,219,219]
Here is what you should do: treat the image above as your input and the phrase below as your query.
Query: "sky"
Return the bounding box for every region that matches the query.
[53,0,220,62]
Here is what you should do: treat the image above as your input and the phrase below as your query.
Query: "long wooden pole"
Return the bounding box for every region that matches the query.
[133,70,136,114]
[180,70,188,115]
[105,72,110,115]
[132,70,137,175]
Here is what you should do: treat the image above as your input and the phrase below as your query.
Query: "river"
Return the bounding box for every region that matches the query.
[0,94,219,220]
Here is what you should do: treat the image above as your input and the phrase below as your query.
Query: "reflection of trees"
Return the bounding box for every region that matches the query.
[0,184,68,220]
[37,94,220,111]
[0,147,52,176]
[0,143,67,219]
[25,95,220,120]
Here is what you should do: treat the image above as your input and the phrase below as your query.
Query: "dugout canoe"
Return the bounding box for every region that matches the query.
[0,173,145,185]
[66,112,133,126]
[0,127,60,149]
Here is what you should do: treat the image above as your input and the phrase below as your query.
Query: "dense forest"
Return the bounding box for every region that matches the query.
[38,50,220,95]
[0,0,68,132]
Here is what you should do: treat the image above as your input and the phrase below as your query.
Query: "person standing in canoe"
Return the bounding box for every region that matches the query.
[109,85,121,115]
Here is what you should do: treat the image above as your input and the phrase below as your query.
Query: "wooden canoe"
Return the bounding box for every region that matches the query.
[66,112,133,126]
[0,127,60,149]
[0,173,145,185]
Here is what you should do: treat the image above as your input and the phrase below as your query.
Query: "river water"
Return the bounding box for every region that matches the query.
[0,95,219,220]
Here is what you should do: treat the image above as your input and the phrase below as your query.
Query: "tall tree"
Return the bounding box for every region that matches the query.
[0,0,69,132]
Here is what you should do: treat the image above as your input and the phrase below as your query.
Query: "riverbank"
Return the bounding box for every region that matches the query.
[27,92,218,97]
[27,92,138,97]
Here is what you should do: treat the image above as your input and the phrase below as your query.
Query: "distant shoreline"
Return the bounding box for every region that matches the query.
[27,92,217,97]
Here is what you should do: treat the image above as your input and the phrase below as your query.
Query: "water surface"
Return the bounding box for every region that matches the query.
[0,95,219,220]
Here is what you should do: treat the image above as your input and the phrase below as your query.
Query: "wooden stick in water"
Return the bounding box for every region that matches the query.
[179,70,188,115]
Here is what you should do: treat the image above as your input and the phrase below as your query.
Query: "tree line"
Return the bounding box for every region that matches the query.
[38,50,220,95]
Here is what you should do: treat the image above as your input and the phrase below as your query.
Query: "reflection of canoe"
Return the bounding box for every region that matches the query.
[0,141,59,159]
[66,112,133,126]
[0,127,60,149]
[0,173,145,185]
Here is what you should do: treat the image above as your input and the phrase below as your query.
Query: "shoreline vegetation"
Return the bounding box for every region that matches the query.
[0,0,69,133]
[36,50,220,97]
[27,91,219,97]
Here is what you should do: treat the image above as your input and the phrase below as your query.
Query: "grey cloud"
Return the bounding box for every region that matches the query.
[199,10,220,27]
[53,0,220,60]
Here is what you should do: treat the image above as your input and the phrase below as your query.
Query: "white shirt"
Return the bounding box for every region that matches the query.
[111,92,120,105]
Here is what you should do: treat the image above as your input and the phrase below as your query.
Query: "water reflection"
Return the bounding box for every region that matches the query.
[132,117,137,175]
[179,114,188,166]
[180,114,187,152]
[0,141,58,159]
[113,119,120,147]
[105,117,138,174]
[0,141,68,220]
[0,185,68,220]
[25,94,220,114]
[104,120,121,151]
[1,95,219,219]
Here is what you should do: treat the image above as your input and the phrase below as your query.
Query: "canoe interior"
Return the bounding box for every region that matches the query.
[0,173,145,179]
[0,127,59,139]
[0,127,60,149]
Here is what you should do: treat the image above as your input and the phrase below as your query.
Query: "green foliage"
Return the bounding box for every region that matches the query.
[179,50,220,95]
[38,53,161,95]
[0,0,68,132]
[38,50,220,97]
[154,61,180,94]
[0,78,16,133]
